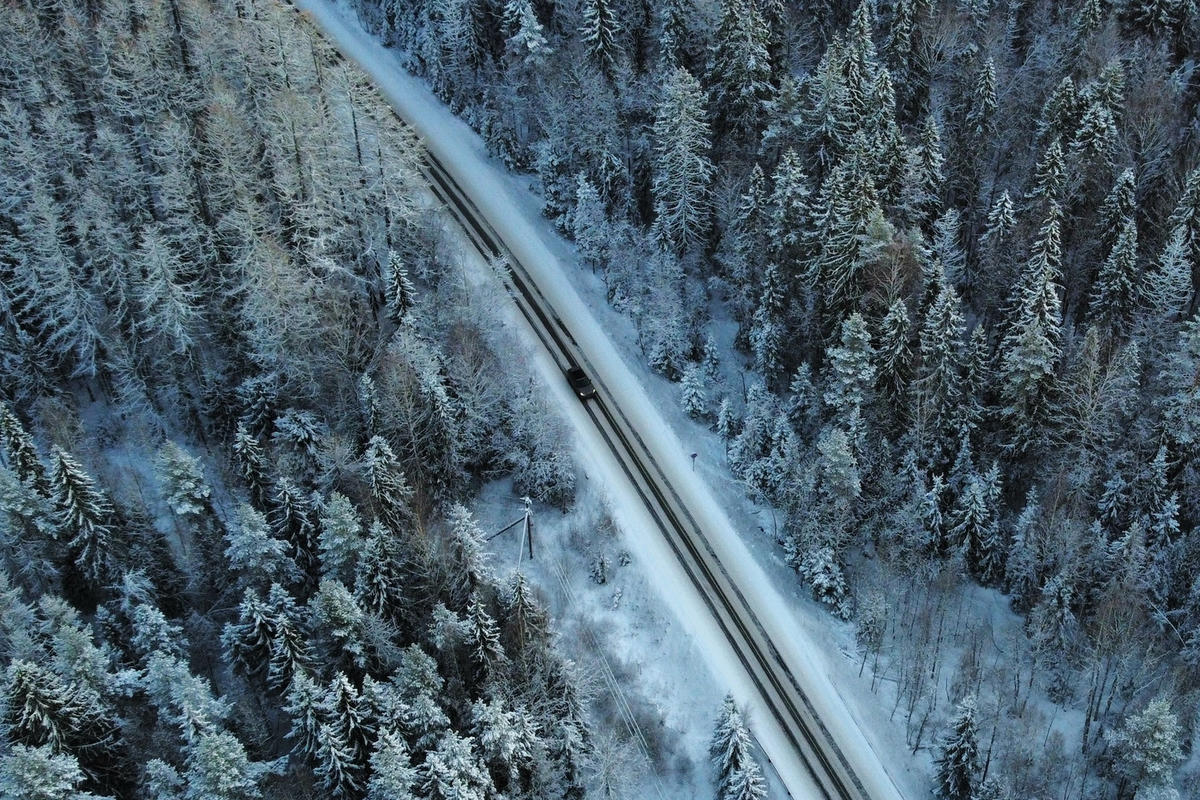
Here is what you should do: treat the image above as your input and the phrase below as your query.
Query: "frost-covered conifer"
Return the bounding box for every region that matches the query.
[318,493,363,582]
[364,436,414,535]
[0,744,91,800]
[652,67,714,254]
[224,504,296,588]
[503,0,552,66]
[421,732,492,800]
[158,441,210,521]
[231,423,271,509]
[367,730,418,800]
[0,404,45,495]
[579,0,621,77]
[270,479,318,578]
[998,208,1063,453]
[182,731,265,800]
[386,251,417,325]
[824,313,875,437]
[706,0,772,144]
[680,363,708,419]
[933,695,979,800]
[1091,218,1140,336]
[710,694,768,800]
[1105,697,1184,795]
[48,448,113,587]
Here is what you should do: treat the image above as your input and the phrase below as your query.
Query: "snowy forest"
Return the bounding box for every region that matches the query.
[342,0,1200,799]
[0,0,646,797]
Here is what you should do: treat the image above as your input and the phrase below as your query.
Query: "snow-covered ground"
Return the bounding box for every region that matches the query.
[292,1,926,796]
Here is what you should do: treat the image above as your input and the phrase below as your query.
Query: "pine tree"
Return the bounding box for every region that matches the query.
[1071,100,1118,171]
[1158,315,1200,453]
[1029,139,1067,205]
[0,404,46,496]
[285,672,325,759]
[4,660,120,786]
[904,115,945,229]
[982,191,1016,246]
[48,448,114,588]
[465,592,506,682]
[266,584,312,693]
[818,154,886,323]
[222,589,275,681]
[875,299,912,420]
[313,720,363,798]
[710,695,768,800]
[579,0,621,78]
[322,672,370,764]
[182,731,265,800]
[421,732,492,800]
[965,57,997,140]
[353,521,406,620]
[1146,226,1193,323]
[933,209,966,290]
[1098,168,1136,256]
[950,472,1000,582]
[571,175,607,269]
[0,744,92,800]
[652,67,714,255]
[749,262,786,386]
[1037,77,1080,145]
[933,695,979,800]
[235,373,278,442]
[997,207,1064,454]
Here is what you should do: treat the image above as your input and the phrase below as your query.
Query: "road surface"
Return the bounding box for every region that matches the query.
[288,3,908,798]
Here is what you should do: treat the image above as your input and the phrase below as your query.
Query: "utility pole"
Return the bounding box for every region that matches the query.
[522,496,534,560]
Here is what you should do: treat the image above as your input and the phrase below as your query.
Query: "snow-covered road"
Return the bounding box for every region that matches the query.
[289,2,912,798]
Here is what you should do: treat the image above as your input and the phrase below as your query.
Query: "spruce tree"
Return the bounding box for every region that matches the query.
[366,730,418,800]
[710,694,768,800]
[933,695,979,800]
[1146,226,1194,324]
[1167,167,1200,314]
[318,492,364,582]
[503,0,552,67]
[1090,217,1140,336]
[223,504,296,589]
[997,207,1064,454]
[916,268,967,466]
[705,0,773,146]
[231,423,271,510]
[680,363,708,419]
[652,67,714,255]
[824,313,876,438]
[0,404,46,496]
[270,479,318,579]
[579,0,622,78]
[363,436,414,535]
[48,448,114,588]
[875,299,912,420]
